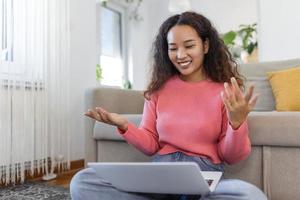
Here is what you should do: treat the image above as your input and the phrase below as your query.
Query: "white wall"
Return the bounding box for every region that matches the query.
[69,0,97,160]
[128,0,152,90]
[258,0,300,61]
[190,0,258,33]
[146,0,258,39]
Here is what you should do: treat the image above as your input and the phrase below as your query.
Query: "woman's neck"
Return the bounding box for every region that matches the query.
[179,72,207,83]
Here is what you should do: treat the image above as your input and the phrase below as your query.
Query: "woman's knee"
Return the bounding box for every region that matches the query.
[70,168,95,197]
[211,179,268,200]
[221,179,267,200]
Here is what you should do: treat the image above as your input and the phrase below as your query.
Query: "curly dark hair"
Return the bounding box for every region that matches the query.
[144,11,244,99]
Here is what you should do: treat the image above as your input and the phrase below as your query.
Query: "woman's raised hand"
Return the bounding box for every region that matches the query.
[85,107,129,131]
[221,77,259,129]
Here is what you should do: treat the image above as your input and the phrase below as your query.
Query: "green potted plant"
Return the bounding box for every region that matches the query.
[222,23,258,63]
[123,80,132,89]
[96,64,103,83]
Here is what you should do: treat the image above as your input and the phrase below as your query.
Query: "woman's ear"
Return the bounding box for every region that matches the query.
[204,39,209,54]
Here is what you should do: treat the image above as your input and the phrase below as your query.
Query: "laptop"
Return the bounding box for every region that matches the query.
[88,162,222,195]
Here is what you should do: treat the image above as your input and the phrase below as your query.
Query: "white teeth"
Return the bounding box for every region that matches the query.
[179,61,191,66]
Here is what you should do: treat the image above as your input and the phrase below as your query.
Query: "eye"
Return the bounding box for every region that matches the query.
[185,45,195,49]
[168,48,177,51]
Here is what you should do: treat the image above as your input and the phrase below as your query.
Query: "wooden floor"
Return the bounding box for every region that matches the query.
[31,168,83,188]
[0,160,85,188]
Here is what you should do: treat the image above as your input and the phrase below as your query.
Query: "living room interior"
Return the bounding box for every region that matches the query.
[0,0,300,199]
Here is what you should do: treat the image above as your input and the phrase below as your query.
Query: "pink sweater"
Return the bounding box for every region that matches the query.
[119,75,251,164]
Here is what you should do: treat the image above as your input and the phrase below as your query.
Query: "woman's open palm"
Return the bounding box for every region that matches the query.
[85,107,128,131]
[221,77,259,129]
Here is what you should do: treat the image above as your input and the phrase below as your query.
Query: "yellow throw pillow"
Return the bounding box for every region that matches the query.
[267,66,300,111]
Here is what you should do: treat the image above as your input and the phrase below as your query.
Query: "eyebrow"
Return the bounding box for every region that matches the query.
[168,39,196,45]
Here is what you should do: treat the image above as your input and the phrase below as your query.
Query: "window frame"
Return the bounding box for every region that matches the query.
[1,0,28,78]
[96,0,129,86]
[0,0,14,63]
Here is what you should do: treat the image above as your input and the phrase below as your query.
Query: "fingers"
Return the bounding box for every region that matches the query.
[224,82,236,106]
[226,77,256,104]
[230,77,243,100]
[96,107,110,123]
[248,93,259,110]
[221,91,233,110]
[84,107,109,123]
[85,109,102,122]
[223,77,259,111]
[245,84,254,102]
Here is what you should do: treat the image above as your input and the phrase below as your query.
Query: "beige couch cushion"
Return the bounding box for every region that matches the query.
[94,112,300,148]
[248,111,300,146]
[245,77,275,111]
[239,58,300,77]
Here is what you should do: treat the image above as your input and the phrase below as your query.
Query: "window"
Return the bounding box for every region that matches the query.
[1,0,44,78]
[98,2,128,87]
[0,0,13,62]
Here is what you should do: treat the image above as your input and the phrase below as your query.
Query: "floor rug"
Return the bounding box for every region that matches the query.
[0,182,71,200]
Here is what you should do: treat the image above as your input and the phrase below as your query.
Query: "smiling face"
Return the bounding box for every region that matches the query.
[167,25,209,82]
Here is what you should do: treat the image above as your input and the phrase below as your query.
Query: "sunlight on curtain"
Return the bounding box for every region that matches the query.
[0,0,70,185]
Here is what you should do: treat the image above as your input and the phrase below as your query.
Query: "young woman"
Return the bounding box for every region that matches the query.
[70,12,267,200]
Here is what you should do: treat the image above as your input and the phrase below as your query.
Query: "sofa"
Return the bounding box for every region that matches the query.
[84,58,300,200]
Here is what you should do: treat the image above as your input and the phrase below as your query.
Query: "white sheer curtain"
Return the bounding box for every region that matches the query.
[0,0,70,185]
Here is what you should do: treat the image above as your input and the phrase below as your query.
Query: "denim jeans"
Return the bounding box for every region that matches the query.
[152,152,225,172]
[148,152,225,200]
[70,152,268,200]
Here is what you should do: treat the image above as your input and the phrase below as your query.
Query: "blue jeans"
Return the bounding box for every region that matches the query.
[70,152,268,200]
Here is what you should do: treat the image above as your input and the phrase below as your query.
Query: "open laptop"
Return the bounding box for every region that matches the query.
[88,162,222,195]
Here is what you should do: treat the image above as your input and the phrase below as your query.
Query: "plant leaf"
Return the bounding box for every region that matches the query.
[222,31,237,46]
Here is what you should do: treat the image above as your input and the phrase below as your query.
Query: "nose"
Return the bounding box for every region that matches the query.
[176,48,187,60]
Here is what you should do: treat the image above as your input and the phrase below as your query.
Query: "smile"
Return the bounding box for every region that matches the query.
[178,61,192,67]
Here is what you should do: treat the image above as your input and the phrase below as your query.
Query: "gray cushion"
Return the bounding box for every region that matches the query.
[93,111,300,146]
[239,58,300,77]
[93,114,142,141]
[248,111,300,147]
[245,77,275,111]
[94,112,300,147]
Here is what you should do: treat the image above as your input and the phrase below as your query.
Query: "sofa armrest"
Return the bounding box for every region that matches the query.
[248,111,300,147]
[84,87,144,165]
